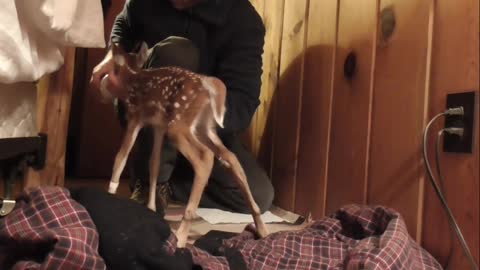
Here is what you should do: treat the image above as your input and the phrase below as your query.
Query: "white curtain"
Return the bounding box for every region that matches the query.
[0,0,106,84]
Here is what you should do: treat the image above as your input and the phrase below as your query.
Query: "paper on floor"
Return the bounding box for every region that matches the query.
[196,208,293,225]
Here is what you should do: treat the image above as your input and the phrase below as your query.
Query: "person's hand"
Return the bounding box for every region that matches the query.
[90,50,114,91]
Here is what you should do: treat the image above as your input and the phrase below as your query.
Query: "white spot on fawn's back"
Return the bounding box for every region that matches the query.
[157,102,166,112]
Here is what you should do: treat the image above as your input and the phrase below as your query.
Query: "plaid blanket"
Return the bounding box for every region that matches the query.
[166,204,442,270]
[0,187,106,270]
[0,186,442,270]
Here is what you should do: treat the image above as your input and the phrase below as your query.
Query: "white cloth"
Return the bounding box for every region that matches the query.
[195,208,294,225]
[0,82,37,139]
[0,0,106,84]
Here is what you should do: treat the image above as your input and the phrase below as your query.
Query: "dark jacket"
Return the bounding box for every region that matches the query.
[110,0,265,135]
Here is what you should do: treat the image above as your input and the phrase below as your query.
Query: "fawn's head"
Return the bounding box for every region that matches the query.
[111,41,149,81]
[102,42,149,100]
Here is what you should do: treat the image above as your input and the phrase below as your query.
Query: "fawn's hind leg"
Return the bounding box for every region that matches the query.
[205,129,269,238]
[168,128,214,248]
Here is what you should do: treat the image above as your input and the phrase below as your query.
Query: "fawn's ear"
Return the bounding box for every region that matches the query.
[110,42,126,66]
[114,55,126,67]
[136,42,149,68]
[110,42,122,55]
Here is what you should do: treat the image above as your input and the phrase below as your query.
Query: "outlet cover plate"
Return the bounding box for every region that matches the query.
[443,91,478,153]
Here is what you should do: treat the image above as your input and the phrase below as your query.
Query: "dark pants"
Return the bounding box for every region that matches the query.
[117,36,274,214]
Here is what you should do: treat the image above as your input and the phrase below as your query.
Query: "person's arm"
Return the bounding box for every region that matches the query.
[91,0,139,89]
[215,10,266,137]
[109,0,139,52]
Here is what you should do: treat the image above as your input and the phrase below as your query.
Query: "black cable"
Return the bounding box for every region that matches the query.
[423,113,478,270]
[435,130,447,195]
[435,129,453,270]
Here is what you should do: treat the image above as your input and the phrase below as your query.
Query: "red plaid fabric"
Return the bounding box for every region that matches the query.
[166,204,442,270]
[0,187,106,270]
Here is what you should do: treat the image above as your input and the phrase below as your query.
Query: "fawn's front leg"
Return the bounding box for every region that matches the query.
[109,120,141,194]
[146,126,166,212]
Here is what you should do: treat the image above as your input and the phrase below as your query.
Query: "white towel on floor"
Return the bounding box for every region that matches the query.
[196,208,292,224]
[0,0,105,84]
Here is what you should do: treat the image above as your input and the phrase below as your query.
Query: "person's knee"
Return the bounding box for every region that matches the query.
[244,166,274,214]
[146,36,199,71]
[252,176,274,214]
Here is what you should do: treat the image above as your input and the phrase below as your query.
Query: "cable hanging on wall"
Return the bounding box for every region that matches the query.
[422,107,478,270]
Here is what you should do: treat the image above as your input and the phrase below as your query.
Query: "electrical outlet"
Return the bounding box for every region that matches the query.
[443,91,478,153]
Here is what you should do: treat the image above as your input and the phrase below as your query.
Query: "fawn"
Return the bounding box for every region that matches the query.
[98,42,268,247]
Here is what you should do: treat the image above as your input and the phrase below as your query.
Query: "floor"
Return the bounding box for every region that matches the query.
[66,178,309,245]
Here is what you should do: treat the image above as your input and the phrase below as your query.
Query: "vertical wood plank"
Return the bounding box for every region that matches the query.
[252,0,284,158]
[256,0,285,176]
[422,0,479,268]
[36,78,50,131]
[242,0,265,153]
[325,0,379,215]
[25,48,76,187]
[367,0,433,239]
[295,0,338,218]
[271,0,308,211]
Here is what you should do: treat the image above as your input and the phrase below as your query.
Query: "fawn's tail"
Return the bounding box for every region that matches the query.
[201,76,227,128]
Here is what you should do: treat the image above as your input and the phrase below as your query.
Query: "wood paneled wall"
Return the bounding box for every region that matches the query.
[422,1,479,268]
[248,0,479,268]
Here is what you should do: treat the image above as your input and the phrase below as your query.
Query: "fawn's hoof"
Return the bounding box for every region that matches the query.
[257,226,269,238]
[108,181,119,194]
[147,203,156,212]
[175,232,188,248]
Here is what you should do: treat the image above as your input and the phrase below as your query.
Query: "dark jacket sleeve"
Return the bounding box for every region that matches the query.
[109,0,139,52]
[216,8,266,136]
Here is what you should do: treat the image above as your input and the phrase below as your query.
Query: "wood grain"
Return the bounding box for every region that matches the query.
[255,0,285,177]
[422,0,479,268]
[271,0,309,211]
[36,78,50,131]
[367,0,433,239]
[253,0,284,158]
[295,0,338,218]
[325,0,379,215]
